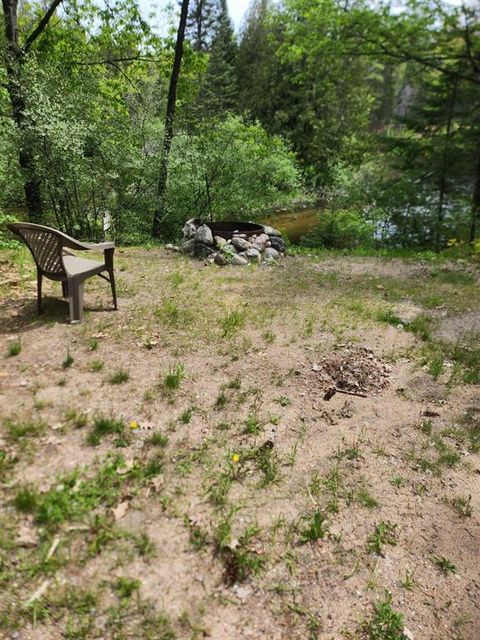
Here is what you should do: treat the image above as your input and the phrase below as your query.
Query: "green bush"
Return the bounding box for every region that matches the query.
[301,209,375,249]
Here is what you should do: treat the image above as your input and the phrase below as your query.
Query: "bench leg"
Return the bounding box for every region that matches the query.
[109,268,117,310]
[62,281,69,297]
[69,281,84,323]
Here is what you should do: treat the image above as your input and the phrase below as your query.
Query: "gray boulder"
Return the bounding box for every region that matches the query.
[221,244,237,255]
[231,236,252,252]
[231,254,249,266]
[180,239,196,254]
[270,236,286,253]
[264,247,280,260]
[254,233,270,248]
[245,247,261,263]
[194,242,215,258]
[182,219,197,238]
[195,224,214,246]
[215,236,227,248]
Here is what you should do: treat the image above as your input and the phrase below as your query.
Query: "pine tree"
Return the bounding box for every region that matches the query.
[200,0,238,114]
[185,0,220,51]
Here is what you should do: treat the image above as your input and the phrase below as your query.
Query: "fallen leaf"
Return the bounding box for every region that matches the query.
[112,500,130,520]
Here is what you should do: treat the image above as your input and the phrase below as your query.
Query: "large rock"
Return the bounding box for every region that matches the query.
[245,247,261,263]
[263,225,282,237]
[231,254,249,266]
[231,236,252,252]
[195,224,214,246]
[193,242,215,258]
[215,236,227,248]
[254,233,270,249]
[182,219,197,239]
[270,236,286,253]
[180,239,196,254]
[264,247,280,260]
[221,244,237,255]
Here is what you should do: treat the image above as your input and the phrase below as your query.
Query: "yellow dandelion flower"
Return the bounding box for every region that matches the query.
[129,420,140,430]
[231,453,240,463]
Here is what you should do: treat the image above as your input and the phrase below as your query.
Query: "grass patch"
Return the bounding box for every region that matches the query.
[220,310,246,338]
[89,359,104,372]
[109,369,130,385]
[367,521,397,555]
[6,419,45,441]
[87,416,126,446]
[163,364,185,391]
[432,555,456,574]
[62,351,74,369]
[299,510,328,544]
[359,592,406,640]
[6,339,21,357]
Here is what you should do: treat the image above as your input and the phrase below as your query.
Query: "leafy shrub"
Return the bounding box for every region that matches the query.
[301,209,374,249]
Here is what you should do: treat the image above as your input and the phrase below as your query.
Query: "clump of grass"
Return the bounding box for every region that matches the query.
[432,555,456,575]
[114,577,141,599]
[375,308,403,326]
[390,476,405,488]
[180,407,194,424]
[147,432,169,448]
[87,416,126,446]
[367,521,397,555]
[134,532,156,557]
[263,330,275,344]
[109,369,130,385]
[227,376,241,390]
[13,487,38,513]
[6,419,45,441]
[89,359,104,372]
[185,516,209,551]
[356,488,378,509]
[449,495,472,518]
[88,337,99,351]
[6,339,21,357]
[62,350,74,369]
[64,408,88,428]
[163,364,185,391]
[154,300,192,327]
[214,512,264,585]
[359,592,406,640]
[299,510,328,544]
[244,414,262,435]
[275,395,291,407]
[220,310,246,338]
[215,391,228,410]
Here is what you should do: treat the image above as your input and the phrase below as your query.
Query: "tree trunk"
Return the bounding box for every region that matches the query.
[152,0,190,238]
[435,80,457,252]
[2,0,63,222]
[470,145,480,243]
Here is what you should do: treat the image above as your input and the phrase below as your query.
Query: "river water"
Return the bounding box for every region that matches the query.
[262,208,319,244]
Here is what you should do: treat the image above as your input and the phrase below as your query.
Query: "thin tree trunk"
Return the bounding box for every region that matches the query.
[470,145,480,243]
[435,80,457,251]
[152,0,189,238]
[1,0,63,222]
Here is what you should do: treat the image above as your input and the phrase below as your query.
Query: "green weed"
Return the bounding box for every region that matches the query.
[367,521,397,554]
[6,340,21,357]
[87,416,126,446]
[62,351,74,369]
[299,510,328,544]
[359,592,406,640]
[89,359,104,372]
[220,310,246,337]
[432,556,456,574]
[109,369,130,385]
[163,364,185,390]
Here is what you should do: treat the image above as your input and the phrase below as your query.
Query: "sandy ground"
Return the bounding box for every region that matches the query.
[0,247,479,640]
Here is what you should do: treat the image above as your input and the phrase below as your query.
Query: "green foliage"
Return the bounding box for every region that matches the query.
[367,521,397,555]
[360,592,407,640]
[163,364,186,390]
[302,209,375,249]
[109,369,130,385]
[87,416,126,446]
[299,510,328,544]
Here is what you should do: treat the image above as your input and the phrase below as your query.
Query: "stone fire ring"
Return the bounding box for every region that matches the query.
[165,219,287,266]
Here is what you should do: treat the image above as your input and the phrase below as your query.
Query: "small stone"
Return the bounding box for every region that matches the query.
[215,253,229,266]
[172,245,180,252]
[245,247,261,263]
[231,237,252,252]
[403,628,414,640]
[165,243,174,250]
[231,254,249,266]
[263,225,282,236]
[264,247,280,260]
[195,224,214,246]
[215,236,227,247]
